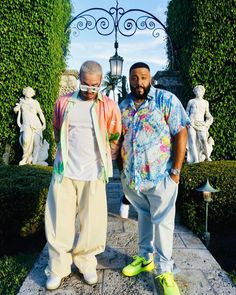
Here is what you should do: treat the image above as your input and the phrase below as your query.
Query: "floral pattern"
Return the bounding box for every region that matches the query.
[120,88,190,191]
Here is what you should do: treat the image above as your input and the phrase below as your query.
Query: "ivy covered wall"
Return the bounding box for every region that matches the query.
[0,0,71,163]
[167,0,235,160]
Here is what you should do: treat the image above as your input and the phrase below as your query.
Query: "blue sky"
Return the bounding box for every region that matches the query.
[67,0,170,78]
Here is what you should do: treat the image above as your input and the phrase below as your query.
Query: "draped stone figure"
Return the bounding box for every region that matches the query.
[14,86,49,166]
[186,85,214,163]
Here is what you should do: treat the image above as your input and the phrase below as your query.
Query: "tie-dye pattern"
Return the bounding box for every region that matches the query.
[120,88,190,191]
[52,91,122,182]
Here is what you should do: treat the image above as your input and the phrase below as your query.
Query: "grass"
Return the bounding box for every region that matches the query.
[0,253,38,295]
[228,270,236,285]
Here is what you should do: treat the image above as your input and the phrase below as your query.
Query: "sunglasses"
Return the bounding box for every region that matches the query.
[79,84,100,93]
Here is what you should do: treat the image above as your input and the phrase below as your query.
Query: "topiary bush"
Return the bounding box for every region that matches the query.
[178,161,236,234]
[0,253,38,295]
[0,0,72,164]
[166,0,235,160]
[0,165,52,238]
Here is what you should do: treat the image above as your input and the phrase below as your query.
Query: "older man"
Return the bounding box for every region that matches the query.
[119,62,190,295]
[45,60,122,290]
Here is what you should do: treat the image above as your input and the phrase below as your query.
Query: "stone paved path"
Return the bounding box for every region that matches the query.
[18,170,236,294]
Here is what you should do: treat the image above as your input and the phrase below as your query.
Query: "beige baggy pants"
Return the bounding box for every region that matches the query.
[45,176,107,278]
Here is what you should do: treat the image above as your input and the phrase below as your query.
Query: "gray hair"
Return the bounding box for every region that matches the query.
[79,60,103,78]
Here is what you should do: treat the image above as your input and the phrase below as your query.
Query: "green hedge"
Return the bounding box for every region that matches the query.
[0,0,71,164]
[0,165,52,238]
[166,0,236,160]
[0,253,38,295]
[178,161,236,234]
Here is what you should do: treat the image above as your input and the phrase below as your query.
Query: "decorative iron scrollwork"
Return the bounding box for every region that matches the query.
[65,2,174,69]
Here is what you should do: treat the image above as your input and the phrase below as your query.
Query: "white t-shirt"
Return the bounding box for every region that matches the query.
[64,98,102,180]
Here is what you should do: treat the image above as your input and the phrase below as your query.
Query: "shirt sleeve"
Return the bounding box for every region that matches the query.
[52,98,62,143]
[108,101,122,160]
[156,90,191,136]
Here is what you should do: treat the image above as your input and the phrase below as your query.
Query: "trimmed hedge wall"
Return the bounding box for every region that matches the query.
[178,161,236,234]
[0,0,71,164]
[0,165,52,237]
[0,253,38,295]
[166,0,235,160]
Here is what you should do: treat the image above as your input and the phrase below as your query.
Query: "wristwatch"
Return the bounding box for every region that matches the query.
[170,168,181,176]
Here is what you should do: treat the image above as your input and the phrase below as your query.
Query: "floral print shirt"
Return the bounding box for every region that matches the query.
[120,87,190,191]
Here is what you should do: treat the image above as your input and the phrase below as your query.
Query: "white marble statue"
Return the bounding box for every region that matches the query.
[14,86,49,166]
[186,85,214,163]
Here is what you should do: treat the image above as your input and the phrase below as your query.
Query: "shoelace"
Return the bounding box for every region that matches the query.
[131,256,144,266]
[158,273,175,287]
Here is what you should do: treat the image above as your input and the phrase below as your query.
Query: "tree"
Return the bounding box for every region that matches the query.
[118,75,129,104]
[101,72,121,101]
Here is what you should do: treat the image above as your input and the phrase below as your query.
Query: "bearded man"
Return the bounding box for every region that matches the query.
[119,62,190,295]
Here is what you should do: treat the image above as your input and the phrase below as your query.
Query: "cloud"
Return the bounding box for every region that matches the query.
[68,38,167,63]
[67,19,168,74]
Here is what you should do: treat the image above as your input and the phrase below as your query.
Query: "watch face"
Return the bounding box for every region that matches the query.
[171,169,180,175]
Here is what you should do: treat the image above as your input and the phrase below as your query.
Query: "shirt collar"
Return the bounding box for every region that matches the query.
[126,86,156,106]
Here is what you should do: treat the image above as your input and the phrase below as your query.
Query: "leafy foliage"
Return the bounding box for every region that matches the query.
[0,165,52,237]
[166,0,236,160]
[228,270,236,286]
[119,75,129,104]
[101,72,129,103]
[0,0,72,164]
[102,71,122,99]
[178,161,236,234]
[0,253,37,295]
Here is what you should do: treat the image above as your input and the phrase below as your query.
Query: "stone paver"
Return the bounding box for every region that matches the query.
[18,170,236,295]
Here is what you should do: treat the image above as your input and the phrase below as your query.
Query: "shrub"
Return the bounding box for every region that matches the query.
[0,253,37,295]
[0,0,72,164]
[0,165,52,238]
[178,161,236,234]
[166,0,235,160]
[228,270,236,286]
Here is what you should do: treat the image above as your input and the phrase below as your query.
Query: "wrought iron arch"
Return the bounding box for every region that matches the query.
[65,1,174,70]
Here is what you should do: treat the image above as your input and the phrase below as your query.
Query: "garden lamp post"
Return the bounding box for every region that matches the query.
[109,50,123,79]
[109,2,123,79]
[196,179,219,247]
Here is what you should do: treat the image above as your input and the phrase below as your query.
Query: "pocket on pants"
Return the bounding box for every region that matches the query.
[167,174,179,186]
[120,171,125,183]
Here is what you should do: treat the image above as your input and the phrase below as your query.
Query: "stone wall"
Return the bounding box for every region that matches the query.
[59,69,79,96]
[153,70,187,106]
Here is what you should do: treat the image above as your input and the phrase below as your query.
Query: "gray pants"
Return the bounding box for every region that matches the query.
[121,174,178,274]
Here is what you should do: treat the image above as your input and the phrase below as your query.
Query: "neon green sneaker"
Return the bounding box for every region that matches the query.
[122,256,154,277]
[156,272,180,295]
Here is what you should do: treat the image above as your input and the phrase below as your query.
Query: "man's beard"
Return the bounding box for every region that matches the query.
[130,84,151,100]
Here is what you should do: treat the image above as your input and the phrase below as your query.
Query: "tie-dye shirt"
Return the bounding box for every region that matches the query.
[120,87,190,191]
[52,91,122,183]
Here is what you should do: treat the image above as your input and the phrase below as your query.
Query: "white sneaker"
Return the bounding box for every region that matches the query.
[46,274,62,290]
[83,271,98,285]
[120,203,130,219]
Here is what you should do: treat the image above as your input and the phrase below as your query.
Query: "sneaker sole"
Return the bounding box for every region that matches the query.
[46,281,61,290]
[84,278,98,285]
[122,262,155,277]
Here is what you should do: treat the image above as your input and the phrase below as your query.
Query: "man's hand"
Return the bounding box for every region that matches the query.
[170,174,180,184]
